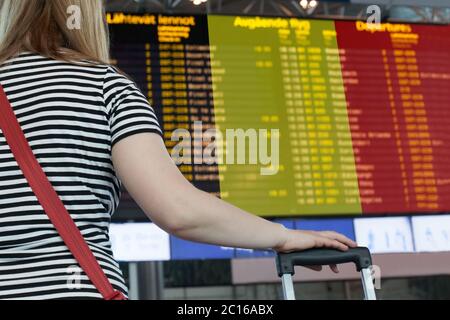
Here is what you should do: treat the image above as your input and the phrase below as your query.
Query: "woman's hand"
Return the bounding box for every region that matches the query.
[273,229,358,273]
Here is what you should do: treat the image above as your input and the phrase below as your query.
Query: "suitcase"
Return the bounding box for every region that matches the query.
[276,247,377,300]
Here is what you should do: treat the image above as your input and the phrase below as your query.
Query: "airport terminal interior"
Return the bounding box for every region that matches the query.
[104,0,450,300]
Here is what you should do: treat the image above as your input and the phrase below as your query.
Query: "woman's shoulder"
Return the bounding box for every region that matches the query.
[103,64,139,92]
[1,50,130,77]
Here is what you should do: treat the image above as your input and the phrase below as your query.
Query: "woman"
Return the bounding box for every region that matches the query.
[0,0,356,300]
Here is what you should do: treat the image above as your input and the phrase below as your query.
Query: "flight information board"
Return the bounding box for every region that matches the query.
[108,13,450,217]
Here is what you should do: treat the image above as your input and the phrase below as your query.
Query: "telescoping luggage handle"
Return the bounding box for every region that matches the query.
[276,247,377,300]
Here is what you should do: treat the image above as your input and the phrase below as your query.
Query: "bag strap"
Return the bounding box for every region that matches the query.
[0,84,126,300]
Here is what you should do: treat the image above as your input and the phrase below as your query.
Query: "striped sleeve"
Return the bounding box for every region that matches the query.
[103,66,162,147]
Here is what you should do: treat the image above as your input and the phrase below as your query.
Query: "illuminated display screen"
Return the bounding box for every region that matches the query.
[110,217,450,262]
[411,215,450,252]
[108,13,450,217]
[110,223,171,261]
[354,217,415,253]
[170,237,235,260]
[295,218,355,240]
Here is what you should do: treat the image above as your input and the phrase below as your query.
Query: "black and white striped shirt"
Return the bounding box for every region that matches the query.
[0,52,162,299]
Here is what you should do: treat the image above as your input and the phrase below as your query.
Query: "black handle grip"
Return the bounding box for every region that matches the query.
[276,247,372,277]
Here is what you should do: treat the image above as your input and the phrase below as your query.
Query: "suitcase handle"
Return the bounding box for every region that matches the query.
[276,247,372,276]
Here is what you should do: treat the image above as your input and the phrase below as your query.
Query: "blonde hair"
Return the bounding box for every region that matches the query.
[0,0,110,65]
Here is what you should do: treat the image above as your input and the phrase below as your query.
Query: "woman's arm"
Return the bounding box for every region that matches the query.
[112,133,356,255]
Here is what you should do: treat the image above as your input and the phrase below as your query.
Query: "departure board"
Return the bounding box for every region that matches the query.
[107,13,450,217]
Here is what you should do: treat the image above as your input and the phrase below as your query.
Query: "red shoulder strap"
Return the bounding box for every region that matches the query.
[0,84,126,300]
